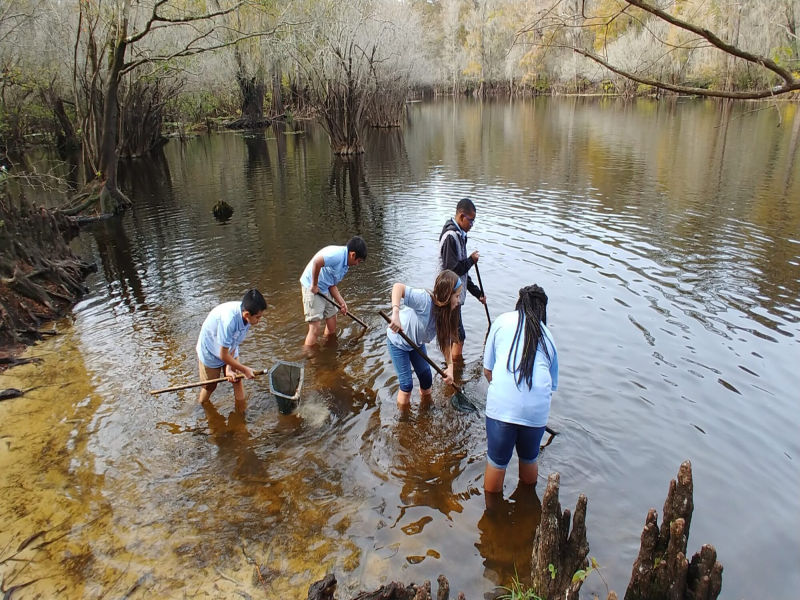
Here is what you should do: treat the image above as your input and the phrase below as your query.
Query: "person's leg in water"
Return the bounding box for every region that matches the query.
[387,339,414,408]
[516,424,547,485]
[304,320,321,346]
[323,314,338,338]
[228,364,247,412]
[451,305,466,361]
[484,416,517,493]
[302,286,329,346]
[197,360,221,404]
[410,344,433,406]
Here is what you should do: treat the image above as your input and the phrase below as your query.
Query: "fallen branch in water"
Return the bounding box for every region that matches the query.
[1,577,41,599]
[0,387,43,402]
[0,357,42,369]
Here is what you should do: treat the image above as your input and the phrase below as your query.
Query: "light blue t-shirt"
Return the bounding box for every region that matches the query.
[483,311,558,428]
[386,286,437,351]
[196,302,250,369]
[299,245,349,294]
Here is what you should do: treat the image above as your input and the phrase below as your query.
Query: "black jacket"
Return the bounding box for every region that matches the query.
[439,219,483,299]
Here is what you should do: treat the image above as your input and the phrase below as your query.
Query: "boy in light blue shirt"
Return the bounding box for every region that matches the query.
[483,284,558,493]
[300,236,367,346]
[196,289,267,406]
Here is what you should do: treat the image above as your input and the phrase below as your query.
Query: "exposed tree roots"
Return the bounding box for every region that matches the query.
[58,180,132,218]
[225,116,273,130]
[309,463,721,600]
[0,190,95,358]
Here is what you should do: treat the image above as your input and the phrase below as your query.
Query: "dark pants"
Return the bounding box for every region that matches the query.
[456,305,466,342]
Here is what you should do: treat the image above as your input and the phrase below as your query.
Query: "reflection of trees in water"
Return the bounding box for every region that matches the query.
[363,127,412,177]
[117,145,173,200]
[90,217,148,313]
[328,156,383,233]
[244,131,271,177]
[785,113,800,200]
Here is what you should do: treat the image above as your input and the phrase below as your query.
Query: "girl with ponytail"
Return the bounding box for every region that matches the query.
[386,270,461,407]
[482,284,559,492]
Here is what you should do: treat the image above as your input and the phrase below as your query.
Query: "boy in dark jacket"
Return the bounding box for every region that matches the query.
[438,198,486,359]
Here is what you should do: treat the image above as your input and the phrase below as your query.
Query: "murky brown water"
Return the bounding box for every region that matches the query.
[1,98,799,599]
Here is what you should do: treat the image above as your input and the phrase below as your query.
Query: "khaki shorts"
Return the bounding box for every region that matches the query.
[199,360,224,382]
[199,360,239,382]
[302,286,338,322]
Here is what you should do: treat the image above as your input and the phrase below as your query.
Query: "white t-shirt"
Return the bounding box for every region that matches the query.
[483,311,558,427]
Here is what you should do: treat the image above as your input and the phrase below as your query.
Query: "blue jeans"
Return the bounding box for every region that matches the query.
[486,416,547,469]
[386,338,433,393]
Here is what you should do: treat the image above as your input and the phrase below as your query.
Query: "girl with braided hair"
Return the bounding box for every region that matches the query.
[482,284,559,492]
[386,270,461,408]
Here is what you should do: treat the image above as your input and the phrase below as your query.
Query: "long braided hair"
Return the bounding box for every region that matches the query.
[430,270,460,360]
[507,284,551,389]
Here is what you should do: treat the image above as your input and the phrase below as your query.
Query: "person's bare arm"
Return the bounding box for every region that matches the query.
[442,344,454,385]
[389,283,406,332]
[329,285,347,315]
[220,347,254,381]
[484,368,492,383]
[309,254,325,294]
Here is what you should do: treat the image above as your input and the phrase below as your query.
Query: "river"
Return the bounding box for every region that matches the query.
[1,98,798,599]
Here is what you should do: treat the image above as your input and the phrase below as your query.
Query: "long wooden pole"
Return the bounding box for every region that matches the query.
[379,310,557,438]
[319,293,369,329]
[379,310,464,392]
[149,369,268,395]
[473,262,491,326]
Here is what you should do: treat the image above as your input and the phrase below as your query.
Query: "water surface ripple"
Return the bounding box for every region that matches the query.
[0,99,798,599]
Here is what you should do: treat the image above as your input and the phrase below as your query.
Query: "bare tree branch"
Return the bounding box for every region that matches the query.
[572,46,800,99]
[624,0,796,85]
[126,0,244,45]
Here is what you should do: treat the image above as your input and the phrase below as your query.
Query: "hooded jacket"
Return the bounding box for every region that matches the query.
[438,218,483,305]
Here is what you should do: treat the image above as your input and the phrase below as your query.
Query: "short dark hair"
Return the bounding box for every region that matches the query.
[347,236,368,260]
[456,198,476,215]
[242,289,267,314]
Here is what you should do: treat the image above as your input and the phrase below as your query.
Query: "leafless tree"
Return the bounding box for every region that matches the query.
[516,0,800,99]
[286,0,421,154]
[60,0,282,216]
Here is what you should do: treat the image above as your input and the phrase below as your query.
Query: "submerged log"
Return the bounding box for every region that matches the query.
[530,472,590,599]
[624,461,722,600]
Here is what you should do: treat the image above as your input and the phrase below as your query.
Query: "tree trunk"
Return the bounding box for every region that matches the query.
[786,0,799,61]
[99,43,123,195]
[95,37,132,214]
[272,65,284,116]
[624,461,722,600]
[229,56,268,130]
[52,98,79,151]
[119,79,171,158]
[530,472,590,599]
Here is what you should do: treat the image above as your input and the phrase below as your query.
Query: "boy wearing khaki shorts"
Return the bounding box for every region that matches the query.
[299,237,367,346]
[196,289,267,405]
